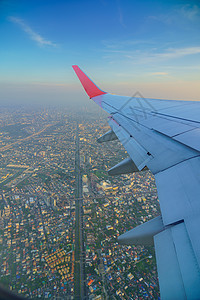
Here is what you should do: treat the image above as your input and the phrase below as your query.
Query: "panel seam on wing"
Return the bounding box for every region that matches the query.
[154,154,200,175]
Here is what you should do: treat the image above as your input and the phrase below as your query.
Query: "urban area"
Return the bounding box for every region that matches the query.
[0,104,160,299]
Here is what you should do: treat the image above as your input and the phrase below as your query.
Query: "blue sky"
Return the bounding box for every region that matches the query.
[0,0,200,105]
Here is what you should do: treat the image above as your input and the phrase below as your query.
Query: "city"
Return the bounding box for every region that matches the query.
[1,0,199,298]
[0,104,160,299]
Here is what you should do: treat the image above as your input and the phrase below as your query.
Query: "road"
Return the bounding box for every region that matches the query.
[0,124,53,151]
[74,123,87,299]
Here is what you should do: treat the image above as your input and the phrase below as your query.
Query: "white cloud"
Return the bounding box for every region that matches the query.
[155,47,200,60]
[8,16,57,48]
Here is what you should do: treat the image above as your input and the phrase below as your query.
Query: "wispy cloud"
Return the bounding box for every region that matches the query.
[102,45,200,63]
[8,16,57,48]
[102,39,153,50]
[155,47,200,60]
[116,0,126,28]
[179,4,200,21]
[148,4,200,25]
[149,72,168,76]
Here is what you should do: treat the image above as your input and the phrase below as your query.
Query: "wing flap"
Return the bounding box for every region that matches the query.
[154,229,187,300]
[93,94,200,152]
[173,128,200,152]
[109,112,199,174]
[108,117,152,170]
[171,222,200,297]
[154,222,200,300]
[185,215,200,269]
[155,156,200,225]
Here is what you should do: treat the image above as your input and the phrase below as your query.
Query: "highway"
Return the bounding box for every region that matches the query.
[0,124,53,152]
[74,123,87,299]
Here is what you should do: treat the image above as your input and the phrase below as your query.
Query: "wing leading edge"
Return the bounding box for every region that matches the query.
[72,65,200,299]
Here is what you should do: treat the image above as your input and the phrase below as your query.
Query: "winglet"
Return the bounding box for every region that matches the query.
[72,65,107,98]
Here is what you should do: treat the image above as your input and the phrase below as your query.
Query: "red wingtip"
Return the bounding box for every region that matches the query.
[72,65,107,98]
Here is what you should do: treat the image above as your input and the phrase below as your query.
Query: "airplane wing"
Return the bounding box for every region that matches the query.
[72,65,200,299]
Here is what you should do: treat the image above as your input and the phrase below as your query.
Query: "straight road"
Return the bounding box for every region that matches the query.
[74,123,87,299]
[0,124,53,151]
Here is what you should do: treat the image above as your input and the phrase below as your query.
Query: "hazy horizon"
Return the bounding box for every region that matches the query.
[0,0,200,105]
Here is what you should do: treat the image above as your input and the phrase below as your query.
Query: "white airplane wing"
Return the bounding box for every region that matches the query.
[72,65,200,299]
